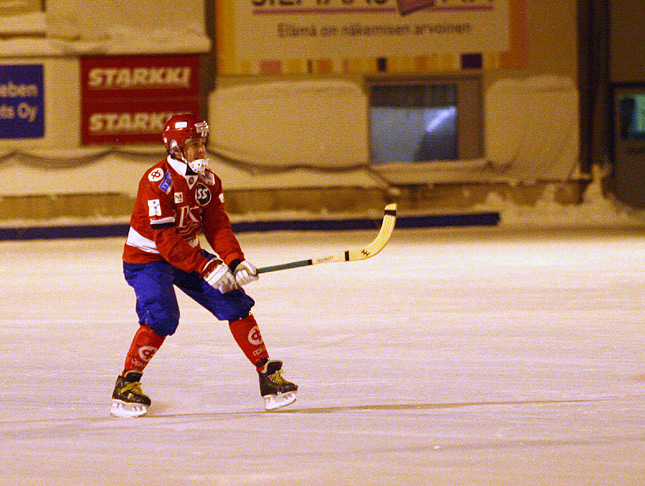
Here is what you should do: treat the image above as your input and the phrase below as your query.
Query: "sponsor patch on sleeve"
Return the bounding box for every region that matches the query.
[148,199,162,216]
[148,168,164,182]
[159,171,173,193]
[150,216,175,228]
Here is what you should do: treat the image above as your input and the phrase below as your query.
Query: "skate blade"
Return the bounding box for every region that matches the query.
[263,391,297,411]
[110,400,149,418]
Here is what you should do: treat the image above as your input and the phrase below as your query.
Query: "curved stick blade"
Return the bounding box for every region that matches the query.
[346,203,397,261]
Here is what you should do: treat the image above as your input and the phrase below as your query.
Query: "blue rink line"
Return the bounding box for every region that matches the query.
[0,211,500,241]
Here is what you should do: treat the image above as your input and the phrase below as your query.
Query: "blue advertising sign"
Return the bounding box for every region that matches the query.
[0,64,45,139]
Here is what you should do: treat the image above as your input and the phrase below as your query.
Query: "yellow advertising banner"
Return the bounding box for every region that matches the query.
[216,0,527,75]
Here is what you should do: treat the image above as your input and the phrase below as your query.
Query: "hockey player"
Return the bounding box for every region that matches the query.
[111,113,297,417]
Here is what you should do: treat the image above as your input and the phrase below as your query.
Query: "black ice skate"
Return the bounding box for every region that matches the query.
[110,371,151,418]
[258,360,298,411]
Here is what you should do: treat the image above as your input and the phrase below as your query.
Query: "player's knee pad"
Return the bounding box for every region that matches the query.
[215,289,255,322]
[146,319,179,338]
[142,306,180,337]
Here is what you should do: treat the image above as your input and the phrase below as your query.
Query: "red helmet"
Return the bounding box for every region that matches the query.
[162,113,209,154]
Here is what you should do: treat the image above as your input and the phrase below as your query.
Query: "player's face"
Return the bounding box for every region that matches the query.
[183,138,207,162]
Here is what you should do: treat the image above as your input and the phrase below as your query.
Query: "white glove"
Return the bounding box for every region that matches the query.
[201,259,238,293]
[233,260,259,287]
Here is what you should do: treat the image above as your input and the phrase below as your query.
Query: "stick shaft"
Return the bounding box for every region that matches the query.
[257,259,312,274]
[256,204,396,274]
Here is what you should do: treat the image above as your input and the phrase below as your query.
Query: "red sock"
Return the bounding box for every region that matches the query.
[123,325,165,375]
[229,315,270,369]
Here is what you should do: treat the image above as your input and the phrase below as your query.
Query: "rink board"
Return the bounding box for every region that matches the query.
[0,211,500,241]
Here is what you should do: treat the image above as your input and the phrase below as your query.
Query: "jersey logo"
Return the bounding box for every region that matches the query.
[148,168,164,182]
[174,192,184,204]
[159,171,173,193]
[178,205,201,230]
[148,199,161,216]
[200,172,215,185]
[196,183,211,206]
[219,192,225,204]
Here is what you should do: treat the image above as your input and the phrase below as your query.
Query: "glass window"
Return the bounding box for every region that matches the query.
[369,83,459,163]
[618,94,645,140]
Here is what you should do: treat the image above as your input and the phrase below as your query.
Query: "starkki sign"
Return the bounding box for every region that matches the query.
[0,64,44,139]
[80,54,200,145]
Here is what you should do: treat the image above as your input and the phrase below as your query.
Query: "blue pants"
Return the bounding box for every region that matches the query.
[123,254,255,337]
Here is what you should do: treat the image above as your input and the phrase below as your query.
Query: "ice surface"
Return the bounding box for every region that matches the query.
[1,203,644,485]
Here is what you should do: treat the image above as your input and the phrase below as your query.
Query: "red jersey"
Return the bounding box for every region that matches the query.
[123,156,244,274]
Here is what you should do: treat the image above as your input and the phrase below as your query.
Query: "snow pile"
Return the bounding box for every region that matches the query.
[481,168,645,229]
